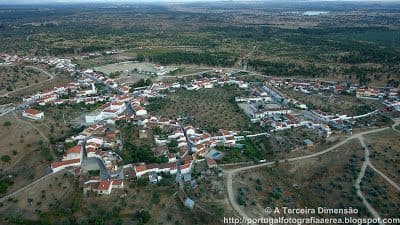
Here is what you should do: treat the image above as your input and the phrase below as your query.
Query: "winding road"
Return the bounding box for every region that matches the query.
[356,136,383,224]
[224,125,398,221]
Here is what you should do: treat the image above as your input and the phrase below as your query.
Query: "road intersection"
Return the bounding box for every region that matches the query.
[224,120,400,223]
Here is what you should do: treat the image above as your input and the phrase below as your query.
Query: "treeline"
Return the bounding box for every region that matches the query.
[147,51,236,67]
[49,45,107,56]
[248,59,330,78]
[284,33,400,64]
[122,142,167,164]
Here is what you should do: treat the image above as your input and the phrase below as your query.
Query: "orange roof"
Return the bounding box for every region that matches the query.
[180,163,191,170]
[182,155,193,163]
[86,147,96,153]
[201,134,210,139]
[103,109,117,113]
[24,108,42,115]
[97,180,111,190]
[219,129,230,136]
[112,180,123,185]
[66,145,82,155]
[134,164,147,173]
[51,159,80,169]
[206,157,217,166]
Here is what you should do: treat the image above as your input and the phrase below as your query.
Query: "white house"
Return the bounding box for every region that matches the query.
[134,106,147,116]
[63,145,83,161]
[51,158,81,173]
[22,108,44,120]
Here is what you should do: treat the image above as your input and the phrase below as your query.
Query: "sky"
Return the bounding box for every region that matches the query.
[0,0,398,4]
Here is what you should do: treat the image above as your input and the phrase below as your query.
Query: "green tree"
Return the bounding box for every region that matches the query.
[3,121,11,128]
[1,155,11,163]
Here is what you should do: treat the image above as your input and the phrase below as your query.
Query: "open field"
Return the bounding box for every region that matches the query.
[1,176,226,225]
[361,167,400,218]
[148,86,250,132]
[0,172,76,221]
[0,114,50,197]
[279,87,374,115]
[365,129,400,185]
[232,140,369,218]
[0,65,49,96]
[8,69,73,101]
[219,126,336,164]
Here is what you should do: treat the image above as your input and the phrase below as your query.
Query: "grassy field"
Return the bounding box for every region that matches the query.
[0,104,89,198]
[361,167,400,218]
[218,127,346,164]
[232,140,369,218]
[1,175,226,225]
[279,88,374,115]
[365,129,400,184]
[147,86,250,132]
[8,69,73,100]
[0,65,49,96]
[0,172,76,221]
[0,114,50,197]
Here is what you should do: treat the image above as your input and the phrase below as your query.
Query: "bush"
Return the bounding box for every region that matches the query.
[1,155,11,163]
[3,121,11,128]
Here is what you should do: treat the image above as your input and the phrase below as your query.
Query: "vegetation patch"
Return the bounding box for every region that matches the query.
[147,86,250,132]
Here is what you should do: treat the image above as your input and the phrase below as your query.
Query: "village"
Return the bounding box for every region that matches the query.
[1,52,400,210]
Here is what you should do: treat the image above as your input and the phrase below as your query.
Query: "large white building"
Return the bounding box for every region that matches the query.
[22,108,44,120]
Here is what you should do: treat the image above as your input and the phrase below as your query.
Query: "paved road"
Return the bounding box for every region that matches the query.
[224,126,390,220]
[0,65,55,98]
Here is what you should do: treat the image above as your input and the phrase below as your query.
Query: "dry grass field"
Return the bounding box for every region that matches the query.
[0,176,226,225]
[361,167,400,218]
[148,86,250,132]
[0,172,76,221]
[365,129,400,184]
[0,114,50,196]
[232,140,369,218]
[279,87,373,115]
[8,69,73,100]
[0,65,49,96]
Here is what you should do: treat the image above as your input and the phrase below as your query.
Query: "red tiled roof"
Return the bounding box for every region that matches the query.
[24,108,42,115]
[111,180,123,185]
[98,180,111,190]
[51,159,80,169]
[134,164,147,173]
[180,163,191,170]
[206,157,217,166]
[66,145,82,155]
